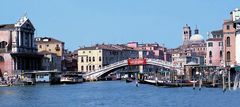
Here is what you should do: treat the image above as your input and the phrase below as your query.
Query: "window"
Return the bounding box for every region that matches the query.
[209,60,212,64]
[0,41,7,48]
[83,51,85,53]
[46,44,49,47]
[81,57,84,62]
[0,56,4,62]
[81,66,84,71]
[89,65,91,71]
[209,51,212,57]
[219,42,223,46]
[49,49,51,51]
[93,57,95,62]
[99,65,101,69]
[89,51,91,53]
[99,57,102,61]
[227,37,230,47]
[89,57,91,62]
[92,65,95,70]
[86,57,88,62]
[220,51,223,57]
[55,44,60,51]
[227,51,231,61]
[226,25,230,30]
[86,66,88,71]
[208,42,213,47]
[39,45,42,48]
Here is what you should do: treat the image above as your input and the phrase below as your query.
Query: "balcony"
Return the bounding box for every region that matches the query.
[55,46,60,51]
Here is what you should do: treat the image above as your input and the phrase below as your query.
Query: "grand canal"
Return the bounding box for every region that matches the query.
[0,81,240,107]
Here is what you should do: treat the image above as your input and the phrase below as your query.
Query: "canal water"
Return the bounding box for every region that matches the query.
[0,81,240,107]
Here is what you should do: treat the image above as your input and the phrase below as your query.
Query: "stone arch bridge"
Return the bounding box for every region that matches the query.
[83,58,182,81]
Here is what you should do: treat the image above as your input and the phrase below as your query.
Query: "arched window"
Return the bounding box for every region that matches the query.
[99,57,102,61]
[81,66,84,71]
[0,56,4,62]
[209,51,212,57]
[89,57,91,62]
[0,41,7,48]
[89,65,91,71]
[92,65,95,70]
[220,51,223,57]
[227,51,231,61]
[92,57,95,62]
[99,65,101,69]
[81,57,84,62]
[86,66,88,71]
[226,25,230,30]
[227,37,230,47]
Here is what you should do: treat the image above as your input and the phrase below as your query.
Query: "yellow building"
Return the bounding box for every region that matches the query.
[78,44,138,72]
[35,37,64,57]
[35,37,64,71]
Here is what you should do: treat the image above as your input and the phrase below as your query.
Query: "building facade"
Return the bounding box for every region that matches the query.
[39,51,61,71]
[62,50,78,71]
[0,16,43,77]
[172,25,206,68]
[78,44,138,72]
[35,37,64,70]
[223,20,236,66]
[35,37,64,57]
[232,8,240,64]
[127,42,171,61]
[206,30,223,66]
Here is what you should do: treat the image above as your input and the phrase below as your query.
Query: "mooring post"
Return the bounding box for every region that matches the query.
[222,70,226,92]
[193,76,195,90]
[199,72,202,91]
[228,69,231,90]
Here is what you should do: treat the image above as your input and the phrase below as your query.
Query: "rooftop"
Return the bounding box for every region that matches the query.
[211,30,223,36]
[0,24,15,30]
[206,38,222,41]
[35,37,64,44]
[79,44,136,51]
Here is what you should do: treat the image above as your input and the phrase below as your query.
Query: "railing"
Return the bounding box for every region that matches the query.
[84,58,184,78]
[84,60,128,76]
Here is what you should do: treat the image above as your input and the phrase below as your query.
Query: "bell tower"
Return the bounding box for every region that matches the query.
[183,24,191,45]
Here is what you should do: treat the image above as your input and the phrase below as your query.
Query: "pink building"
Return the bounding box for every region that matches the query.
[223,20,236,66]
[206,37,223,66]
[127,42,171,61]
[0,16,43,77]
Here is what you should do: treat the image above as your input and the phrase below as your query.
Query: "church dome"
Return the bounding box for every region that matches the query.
[190,26,204,43]
[190,34,204,42]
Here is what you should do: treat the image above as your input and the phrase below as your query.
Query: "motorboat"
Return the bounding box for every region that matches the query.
[60,72,83,84]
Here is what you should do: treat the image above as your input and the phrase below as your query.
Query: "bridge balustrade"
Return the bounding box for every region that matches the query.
[84,58,184,80]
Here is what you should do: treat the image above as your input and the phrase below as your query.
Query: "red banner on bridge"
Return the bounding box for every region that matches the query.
[128,59,147,65]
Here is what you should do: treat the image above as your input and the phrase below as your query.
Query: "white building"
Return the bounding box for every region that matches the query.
[232,8,240,64]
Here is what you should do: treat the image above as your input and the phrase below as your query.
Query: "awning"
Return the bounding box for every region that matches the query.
[234,66,240,72]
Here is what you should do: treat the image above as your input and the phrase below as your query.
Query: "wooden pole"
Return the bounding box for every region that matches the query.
[213,74,216,87]
[222,71,226,92]
[228,69,231,90]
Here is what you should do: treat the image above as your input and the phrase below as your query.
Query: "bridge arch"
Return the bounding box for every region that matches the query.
[83,58,182,80]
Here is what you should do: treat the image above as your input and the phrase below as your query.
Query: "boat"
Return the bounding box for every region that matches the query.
[126,78,134,83]
[60,72,83,84]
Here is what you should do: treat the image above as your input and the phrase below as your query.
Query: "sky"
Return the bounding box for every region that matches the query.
[0,0,240,51]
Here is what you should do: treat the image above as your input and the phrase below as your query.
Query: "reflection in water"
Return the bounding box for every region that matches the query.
[0,81,240,107]
[0,90,15,95]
